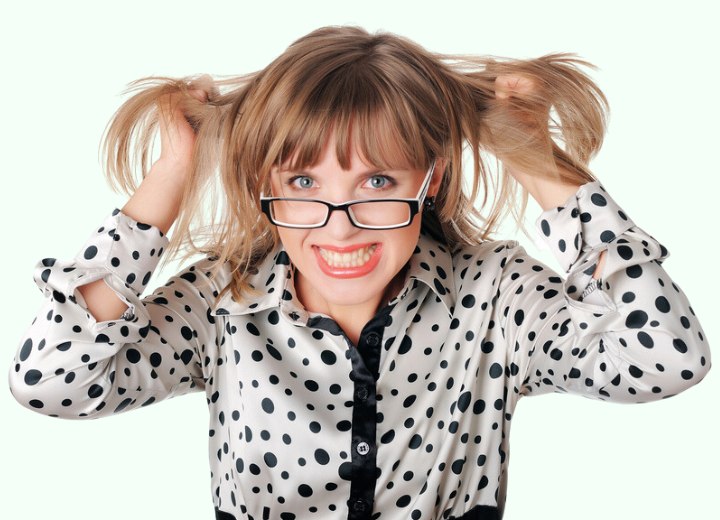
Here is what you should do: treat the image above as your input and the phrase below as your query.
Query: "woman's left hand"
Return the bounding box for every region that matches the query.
[493,73,580,210]
[494,73,550,131]
[494,73,606,279]
[494,73,537,100]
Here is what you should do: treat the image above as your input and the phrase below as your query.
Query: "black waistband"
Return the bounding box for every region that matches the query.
[216,503,500,520]
[450,504,501,520]
[215,509,236,520]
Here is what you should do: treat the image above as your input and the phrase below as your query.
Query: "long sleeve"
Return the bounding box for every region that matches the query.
[499,180,710,403]
[8,209,220,418]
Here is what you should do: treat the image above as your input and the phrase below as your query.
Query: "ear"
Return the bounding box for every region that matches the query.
[428,157,447,198]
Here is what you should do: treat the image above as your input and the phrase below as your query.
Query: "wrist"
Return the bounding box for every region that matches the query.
[123,167,186,235]
[509,167,581,212]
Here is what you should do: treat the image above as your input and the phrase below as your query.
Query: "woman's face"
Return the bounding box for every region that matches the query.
[269,136,443,316]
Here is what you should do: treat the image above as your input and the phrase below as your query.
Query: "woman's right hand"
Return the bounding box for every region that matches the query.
[155,86,210,173]
[121,81,214,237]
[83,83,214,321]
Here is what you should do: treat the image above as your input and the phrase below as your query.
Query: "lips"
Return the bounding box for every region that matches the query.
[313,243,382,278]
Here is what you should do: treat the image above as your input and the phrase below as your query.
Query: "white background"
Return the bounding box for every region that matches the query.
[1,1,717,518]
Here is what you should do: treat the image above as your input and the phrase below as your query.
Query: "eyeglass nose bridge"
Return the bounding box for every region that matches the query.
[324,199,420,230]
[322,200,363,228]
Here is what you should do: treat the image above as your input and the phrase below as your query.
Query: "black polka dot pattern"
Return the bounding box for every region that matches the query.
[9,182,711,519]
[536,182,636,275]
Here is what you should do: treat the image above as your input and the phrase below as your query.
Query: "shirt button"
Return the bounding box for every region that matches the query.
[365,332,380,347]
[352,499,368,512]
[356,386,369,401]
[356,441,370,455]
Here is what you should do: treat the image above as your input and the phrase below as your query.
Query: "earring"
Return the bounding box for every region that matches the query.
[423,196,436,212]
[420,195,446,244]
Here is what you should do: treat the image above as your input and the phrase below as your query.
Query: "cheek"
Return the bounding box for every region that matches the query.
[276,229,308,259]
[384,223,422,264]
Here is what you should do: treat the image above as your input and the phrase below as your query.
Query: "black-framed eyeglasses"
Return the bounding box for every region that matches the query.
[260,159,437,230]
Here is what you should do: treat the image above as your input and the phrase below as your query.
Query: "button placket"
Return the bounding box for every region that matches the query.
[355,386,369,401]
[352,499,368,512]
[346,305,392,520]
[365,332,380,347]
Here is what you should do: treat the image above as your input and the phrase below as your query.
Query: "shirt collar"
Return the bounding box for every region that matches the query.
[210,230,456,318]
[210,247,294,317]
[402,231,456,315]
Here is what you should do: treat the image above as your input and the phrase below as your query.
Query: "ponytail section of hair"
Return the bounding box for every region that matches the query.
[471,52,607,184]
[101,73,220,194]
[441,52,608,239]
[99,70,275,304]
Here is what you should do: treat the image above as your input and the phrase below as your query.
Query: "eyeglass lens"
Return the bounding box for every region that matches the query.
[270,200,412,227]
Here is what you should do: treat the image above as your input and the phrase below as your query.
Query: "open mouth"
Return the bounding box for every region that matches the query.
[313,243,382,278]
[317,244,378,268]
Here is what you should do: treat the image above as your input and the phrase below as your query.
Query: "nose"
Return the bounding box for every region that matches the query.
[323,205,361,240]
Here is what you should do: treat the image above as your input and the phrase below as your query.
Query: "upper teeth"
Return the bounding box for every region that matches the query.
[319,245,377,267]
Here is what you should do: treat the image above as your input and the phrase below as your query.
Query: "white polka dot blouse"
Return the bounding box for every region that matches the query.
[9,180,711,519]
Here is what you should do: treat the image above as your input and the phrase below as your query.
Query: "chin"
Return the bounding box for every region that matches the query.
[318,279,384,307]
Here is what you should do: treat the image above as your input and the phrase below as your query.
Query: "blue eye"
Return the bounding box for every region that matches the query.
[366,175,395,190]
[369,176,387,188]
[289,176,314,189]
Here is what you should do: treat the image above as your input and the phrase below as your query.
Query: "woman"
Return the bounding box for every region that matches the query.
[8,25,711,519]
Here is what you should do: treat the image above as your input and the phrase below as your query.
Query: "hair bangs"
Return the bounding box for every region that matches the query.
[268,61,431,179]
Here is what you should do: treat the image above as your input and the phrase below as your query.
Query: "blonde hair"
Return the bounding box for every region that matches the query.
[102,25,607,304]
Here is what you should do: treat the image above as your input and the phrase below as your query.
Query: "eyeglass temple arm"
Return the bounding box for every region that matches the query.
[417,159,437,200]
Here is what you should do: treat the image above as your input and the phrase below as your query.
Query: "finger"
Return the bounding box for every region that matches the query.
[495,74,536,99]
[187,74,216,102]
[187,88,209,103]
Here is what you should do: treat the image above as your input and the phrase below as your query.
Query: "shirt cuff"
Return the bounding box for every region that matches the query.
[535,180,637,274]
[33,208,170,306]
